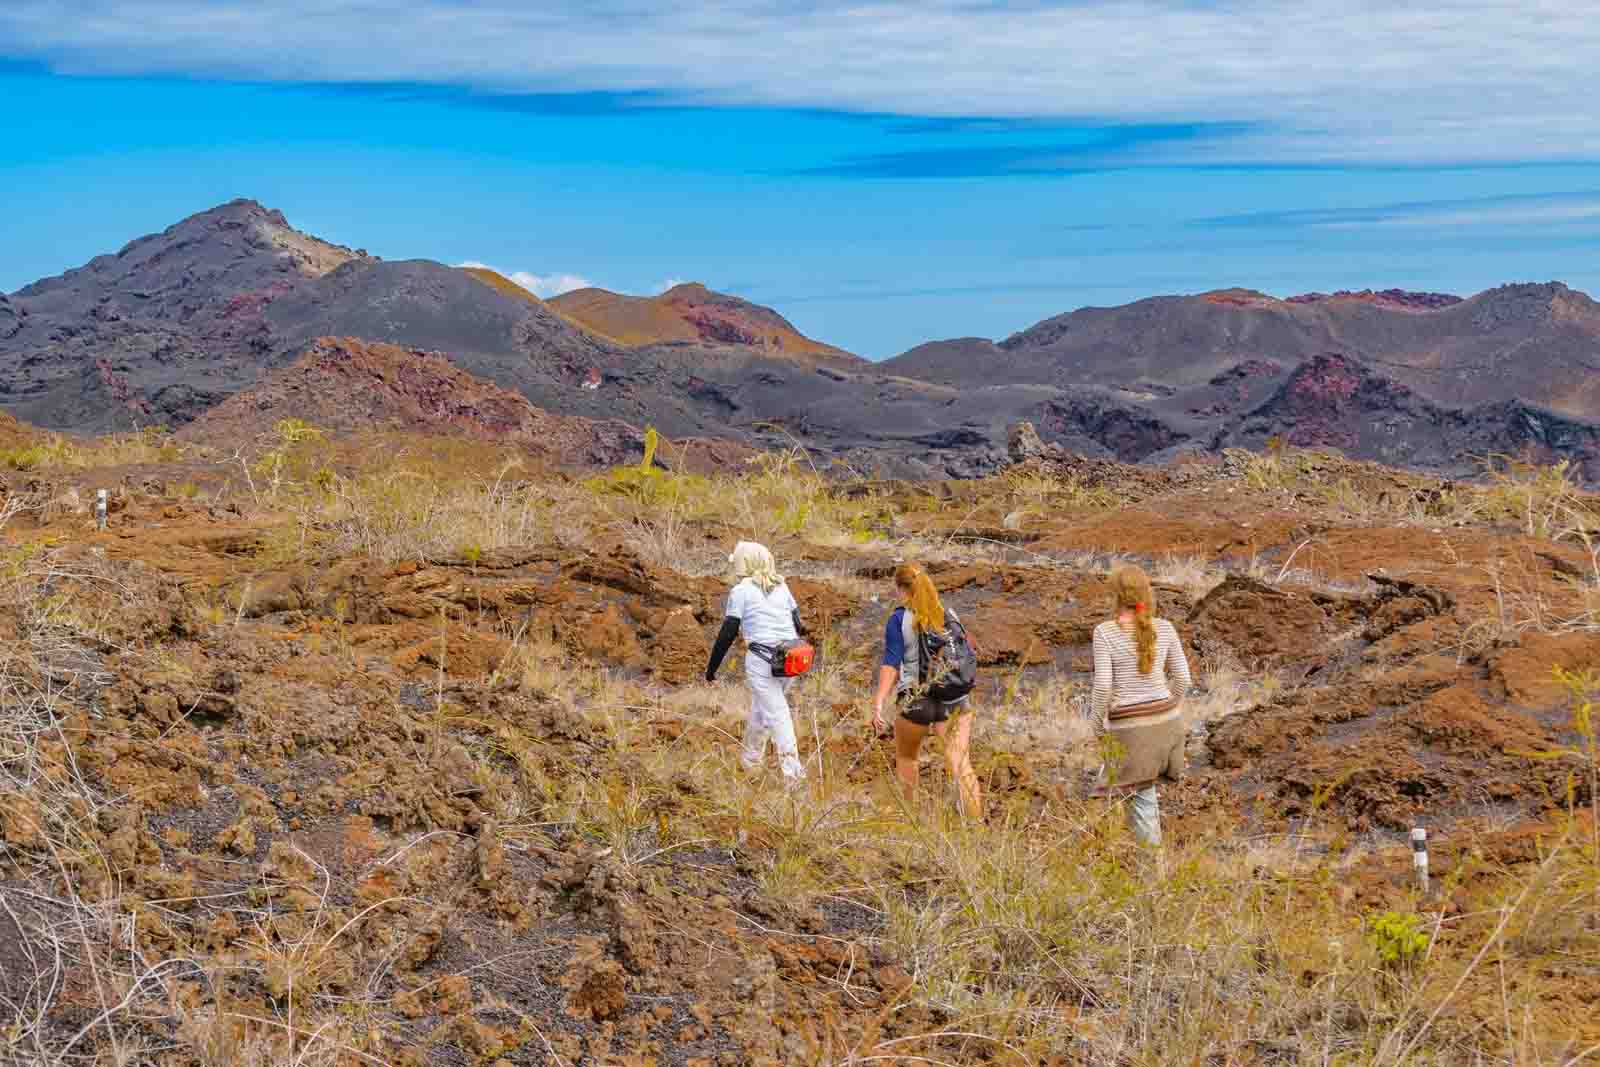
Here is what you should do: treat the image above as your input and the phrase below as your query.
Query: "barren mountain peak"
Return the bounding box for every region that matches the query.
[459,265,550,307]
[121,198,361,277]
[1459,280,1578,330]
[1198,287,1282,307]
[550,280,859,365]
[5,200,1597,480]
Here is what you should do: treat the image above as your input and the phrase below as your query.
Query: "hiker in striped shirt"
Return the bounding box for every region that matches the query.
[1090,564,1192,848]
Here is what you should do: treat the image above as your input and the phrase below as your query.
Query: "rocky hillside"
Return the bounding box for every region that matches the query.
[6,201,1600,481]
[891,283,1600,415]
[886,285,1600,480]
[0,202,1017,476]
[1211,353,1600,479]
[0,200,367,430]
[550,283,860,369]
[176,337,656,467]
[0,203,841,442]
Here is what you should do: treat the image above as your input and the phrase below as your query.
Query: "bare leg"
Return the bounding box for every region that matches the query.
[892,716,927,804]
[935,711,983,819]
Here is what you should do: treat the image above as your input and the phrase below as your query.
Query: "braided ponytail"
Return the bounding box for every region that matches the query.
[1111,565,1158,674]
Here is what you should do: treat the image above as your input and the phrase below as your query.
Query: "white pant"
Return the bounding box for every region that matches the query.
[1125,785,1160,846]
[742,653,804,780]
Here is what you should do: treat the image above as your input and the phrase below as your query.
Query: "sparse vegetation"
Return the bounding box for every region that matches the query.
[0,426,189,472]
[1001,466,1119,530]
[1,428,1597,1063]
[1473,455,1597,542]
[1237,444,1600,547]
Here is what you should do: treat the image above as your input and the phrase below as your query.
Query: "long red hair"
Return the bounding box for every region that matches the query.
[1110,565,1157,674]
[895,562,944,632]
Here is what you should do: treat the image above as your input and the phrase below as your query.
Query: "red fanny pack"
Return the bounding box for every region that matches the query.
[757,640,815,677]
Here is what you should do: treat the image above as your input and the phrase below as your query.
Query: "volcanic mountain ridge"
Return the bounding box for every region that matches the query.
[549,283,860,370]
[5,200,1600,481]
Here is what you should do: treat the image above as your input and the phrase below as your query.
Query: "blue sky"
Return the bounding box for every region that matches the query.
[3,3,1600,358]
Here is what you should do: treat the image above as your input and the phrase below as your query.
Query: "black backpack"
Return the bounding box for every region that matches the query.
[917,611,977,703]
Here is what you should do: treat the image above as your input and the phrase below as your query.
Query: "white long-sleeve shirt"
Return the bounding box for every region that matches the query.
[1091,618,1192,728]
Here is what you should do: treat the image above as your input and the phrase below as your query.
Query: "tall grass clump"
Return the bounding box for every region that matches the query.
[324,457,566,561]
[0,426,187,472]
[0,545,199,1065]
[1467,454,1599,543]
[1001,465,1119,524]
[582,429,892,569]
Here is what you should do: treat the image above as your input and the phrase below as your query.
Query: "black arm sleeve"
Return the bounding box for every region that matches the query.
[705,616,741,681]
[792,608,808,639]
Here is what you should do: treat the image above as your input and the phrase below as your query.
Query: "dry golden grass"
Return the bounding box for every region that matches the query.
[564,662,1600,1065]
[0,426,194,472]
[6,428,1600,1063]
[1240,445,1600,547]
[3,590,1596,1066]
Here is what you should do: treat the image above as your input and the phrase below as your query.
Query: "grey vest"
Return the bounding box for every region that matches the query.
[898,607,962,699]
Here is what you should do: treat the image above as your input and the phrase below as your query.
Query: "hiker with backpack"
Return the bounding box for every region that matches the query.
[871,562,982,818]
[705,541,815,784]
[1090,564,1192,849]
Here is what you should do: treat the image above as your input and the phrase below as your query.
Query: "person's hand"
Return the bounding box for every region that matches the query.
[870,703,886,736]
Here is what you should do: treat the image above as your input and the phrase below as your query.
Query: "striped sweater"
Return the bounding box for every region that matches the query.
[1090,618,1192,729]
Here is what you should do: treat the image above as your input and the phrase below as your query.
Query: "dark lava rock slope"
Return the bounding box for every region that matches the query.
[7,202,1600,480]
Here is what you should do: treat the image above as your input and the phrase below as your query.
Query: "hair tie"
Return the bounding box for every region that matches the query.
[1134,602,1144,613]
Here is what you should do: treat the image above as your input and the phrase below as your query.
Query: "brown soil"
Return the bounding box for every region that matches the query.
[2,444,1597,1062]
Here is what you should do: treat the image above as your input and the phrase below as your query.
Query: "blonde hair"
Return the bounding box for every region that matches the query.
[1110,565,1157,674]
[895,562,944,633]
[730,541,783,594]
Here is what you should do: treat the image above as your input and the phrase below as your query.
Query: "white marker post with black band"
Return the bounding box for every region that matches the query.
[1411,827,1429,894]
[95,489,108,531]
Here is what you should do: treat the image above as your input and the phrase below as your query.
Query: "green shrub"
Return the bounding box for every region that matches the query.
[0,438,76,470]
[1366,909,1430,967]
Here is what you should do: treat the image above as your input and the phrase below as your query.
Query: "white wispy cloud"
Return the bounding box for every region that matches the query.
[2,1,1599,162]
[458,261,593,298]
[1200,191,1600,231]
[653,278,688,294]
[1343,198,1600,230]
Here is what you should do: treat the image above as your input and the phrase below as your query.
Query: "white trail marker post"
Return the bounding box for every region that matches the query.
[95,489,108,531]
[1411,827,1429,895]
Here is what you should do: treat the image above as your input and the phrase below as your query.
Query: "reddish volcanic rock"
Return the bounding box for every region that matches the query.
[178,337,654,467]
[93,358,151,417]
[1286,289,1464,311]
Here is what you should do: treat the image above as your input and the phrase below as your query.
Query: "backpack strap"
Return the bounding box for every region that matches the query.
[898,609,919,691]
[900,607,963,690]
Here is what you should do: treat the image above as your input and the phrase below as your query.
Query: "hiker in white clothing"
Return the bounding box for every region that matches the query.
[705,541,808,781]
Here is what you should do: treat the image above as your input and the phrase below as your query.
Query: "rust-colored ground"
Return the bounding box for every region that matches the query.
[1,444,1596,1063]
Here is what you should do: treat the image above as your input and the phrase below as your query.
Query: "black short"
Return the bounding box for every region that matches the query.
[898,694,966,727]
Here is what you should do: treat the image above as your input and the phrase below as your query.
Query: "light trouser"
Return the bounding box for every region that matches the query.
[1125,785,1161,847]
[742,652,804,780]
